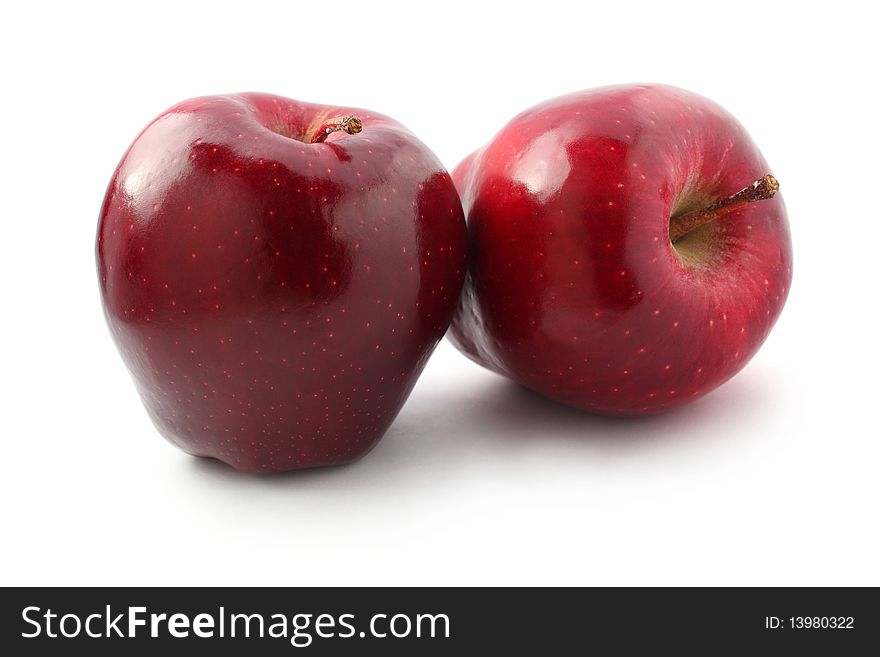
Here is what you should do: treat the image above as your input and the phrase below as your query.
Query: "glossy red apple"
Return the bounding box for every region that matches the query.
[97,93,466,472]
[450,84,791,415]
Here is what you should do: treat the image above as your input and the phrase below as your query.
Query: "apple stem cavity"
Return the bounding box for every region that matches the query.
[669,174,779,243]
[309,115,364,144]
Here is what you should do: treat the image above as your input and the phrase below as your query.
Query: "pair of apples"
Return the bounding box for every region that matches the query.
[97,85,792,474]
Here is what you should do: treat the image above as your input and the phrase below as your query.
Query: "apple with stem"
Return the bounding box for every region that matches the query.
[450,84,791,415]
[97,93,466,472]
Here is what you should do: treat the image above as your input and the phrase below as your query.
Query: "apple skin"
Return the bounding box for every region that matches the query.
[97,93,466,472]
[450,85,791,415]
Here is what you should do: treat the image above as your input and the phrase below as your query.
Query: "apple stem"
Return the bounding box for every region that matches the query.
[669,174,779,243]
[309,115,364,144]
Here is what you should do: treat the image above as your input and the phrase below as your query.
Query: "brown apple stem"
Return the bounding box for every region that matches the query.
[309,115,363,144]
[669,174,779,243]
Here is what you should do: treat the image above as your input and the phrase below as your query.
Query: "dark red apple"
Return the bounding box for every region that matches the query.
[97,93,466,472]
[450,84,791,415]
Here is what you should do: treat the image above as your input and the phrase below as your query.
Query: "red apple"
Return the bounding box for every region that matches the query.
[450,84,791,415]
[97,93,466,472]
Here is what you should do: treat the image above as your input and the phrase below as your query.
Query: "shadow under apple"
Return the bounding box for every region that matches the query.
[187,361,773,492]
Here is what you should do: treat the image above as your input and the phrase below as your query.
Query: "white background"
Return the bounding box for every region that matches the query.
[2,0,877,586]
